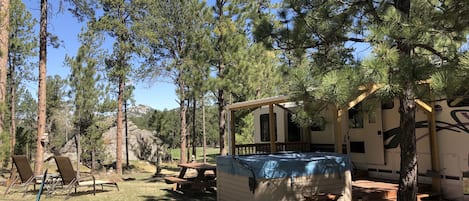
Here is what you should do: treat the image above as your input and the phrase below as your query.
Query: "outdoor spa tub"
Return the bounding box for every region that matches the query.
[216,152,352,201]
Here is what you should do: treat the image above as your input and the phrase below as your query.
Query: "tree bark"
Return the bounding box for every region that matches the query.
[202,97,206,163]
[76,129,80,176]
[9,70,16,156]
[116,76,124,175]
[179,78,187,164]
[34,0,47,175]
[192,97,196,161]
[9,46,16,158]
[394,1,417,200]
[0,0,9,159]
[215,0,227,156]
[218,79,227,156]
[398,85,418,201]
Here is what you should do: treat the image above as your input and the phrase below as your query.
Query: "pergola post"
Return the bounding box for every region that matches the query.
[269,104,276,153]
[428,104,441,193]
[230,110,236,155]
[416,99,441,193]
[335,108,344,154]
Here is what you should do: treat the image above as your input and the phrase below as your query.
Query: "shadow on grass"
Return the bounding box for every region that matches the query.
[140,165,182,183]
[35,189,113,199]
[67,189,113,196]
[140,189,216,201]
[144,176,166,183]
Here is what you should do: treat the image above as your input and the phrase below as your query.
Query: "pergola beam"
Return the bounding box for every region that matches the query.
[335,84,383,153]
[226,95,290,111]
[344,84,383,111]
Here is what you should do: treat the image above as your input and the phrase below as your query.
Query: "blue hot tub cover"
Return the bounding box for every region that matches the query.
[217,152,351,179]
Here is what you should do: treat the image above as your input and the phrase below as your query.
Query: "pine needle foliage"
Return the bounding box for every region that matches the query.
[268,0,469,200]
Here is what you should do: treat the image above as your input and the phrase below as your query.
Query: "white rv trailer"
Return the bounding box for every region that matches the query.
[229,96,469,200]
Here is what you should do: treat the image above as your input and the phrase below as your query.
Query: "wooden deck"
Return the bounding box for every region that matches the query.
[352,179,441,201]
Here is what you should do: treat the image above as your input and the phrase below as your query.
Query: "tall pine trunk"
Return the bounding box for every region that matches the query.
[9,49,16,158]
[398,85,418,201]
[0,0,9,159]
[75,126,80,176]
[179,78,187,164]
[34,0,47,175]
[395,0,418,200]
[202,97,206,163]
[218,87,226,155]
[192,97,196,160]
[116,76,124,175]
[215,0,227,156]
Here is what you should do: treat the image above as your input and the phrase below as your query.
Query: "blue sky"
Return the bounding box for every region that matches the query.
[22,0,371,111]
[24,0,179,110]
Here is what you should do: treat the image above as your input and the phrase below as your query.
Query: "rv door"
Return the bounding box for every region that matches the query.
[365,103,385,165]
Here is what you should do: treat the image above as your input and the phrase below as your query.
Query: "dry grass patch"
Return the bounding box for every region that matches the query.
[0,162,216,201]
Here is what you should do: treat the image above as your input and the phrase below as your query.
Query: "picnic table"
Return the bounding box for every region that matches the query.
[164,162,216,191]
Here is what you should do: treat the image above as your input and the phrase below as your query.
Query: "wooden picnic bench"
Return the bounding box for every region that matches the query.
[164,176,194,191]
[164,162,216,192]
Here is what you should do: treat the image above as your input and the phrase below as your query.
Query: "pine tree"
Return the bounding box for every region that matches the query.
[45,75,68,148]
[276,1,469,200]
[6,0,37,162]
[134,0,212,164]
[92,0,136,175]
[15,88,37,158]
[211,0,282,155]
[0,0,9,163]
[66,25,104,173]
[34,0,47,175]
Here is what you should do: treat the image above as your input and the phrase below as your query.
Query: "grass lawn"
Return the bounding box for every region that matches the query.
[0,160,216,201]
[169,147,220,164]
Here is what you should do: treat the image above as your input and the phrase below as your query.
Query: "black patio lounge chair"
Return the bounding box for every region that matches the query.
[54,156,119,198]
[4,155,47,197]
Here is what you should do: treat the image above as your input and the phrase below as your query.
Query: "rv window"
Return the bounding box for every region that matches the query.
[287,113,301,142]
[447,97,469,107]
[350,141,365,153]
[260,113,277,142]
[349,104,364,128]
[381,100,394,110]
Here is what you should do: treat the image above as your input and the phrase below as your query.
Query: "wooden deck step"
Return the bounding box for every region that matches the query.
[352,180,437,201]
[353,180,398,200]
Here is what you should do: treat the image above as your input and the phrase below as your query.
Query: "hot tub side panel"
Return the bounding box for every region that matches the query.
[217,171,351,201]
[253,171,352,201]
[217,171,255,201]
[217,154,352,201]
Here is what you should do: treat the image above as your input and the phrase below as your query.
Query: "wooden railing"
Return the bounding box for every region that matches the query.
[234,142,310,155]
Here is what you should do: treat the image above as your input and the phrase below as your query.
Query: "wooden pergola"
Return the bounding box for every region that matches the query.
[226,95,290,155]
[225,84,441,192]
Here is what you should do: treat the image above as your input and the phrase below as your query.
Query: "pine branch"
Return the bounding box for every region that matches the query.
[414,43,448,60]
[275,36,375,51]
[346,37,368,43]
[365,0,383,23]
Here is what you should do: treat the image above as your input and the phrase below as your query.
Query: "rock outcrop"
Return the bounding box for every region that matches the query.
[58,120,168,166]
